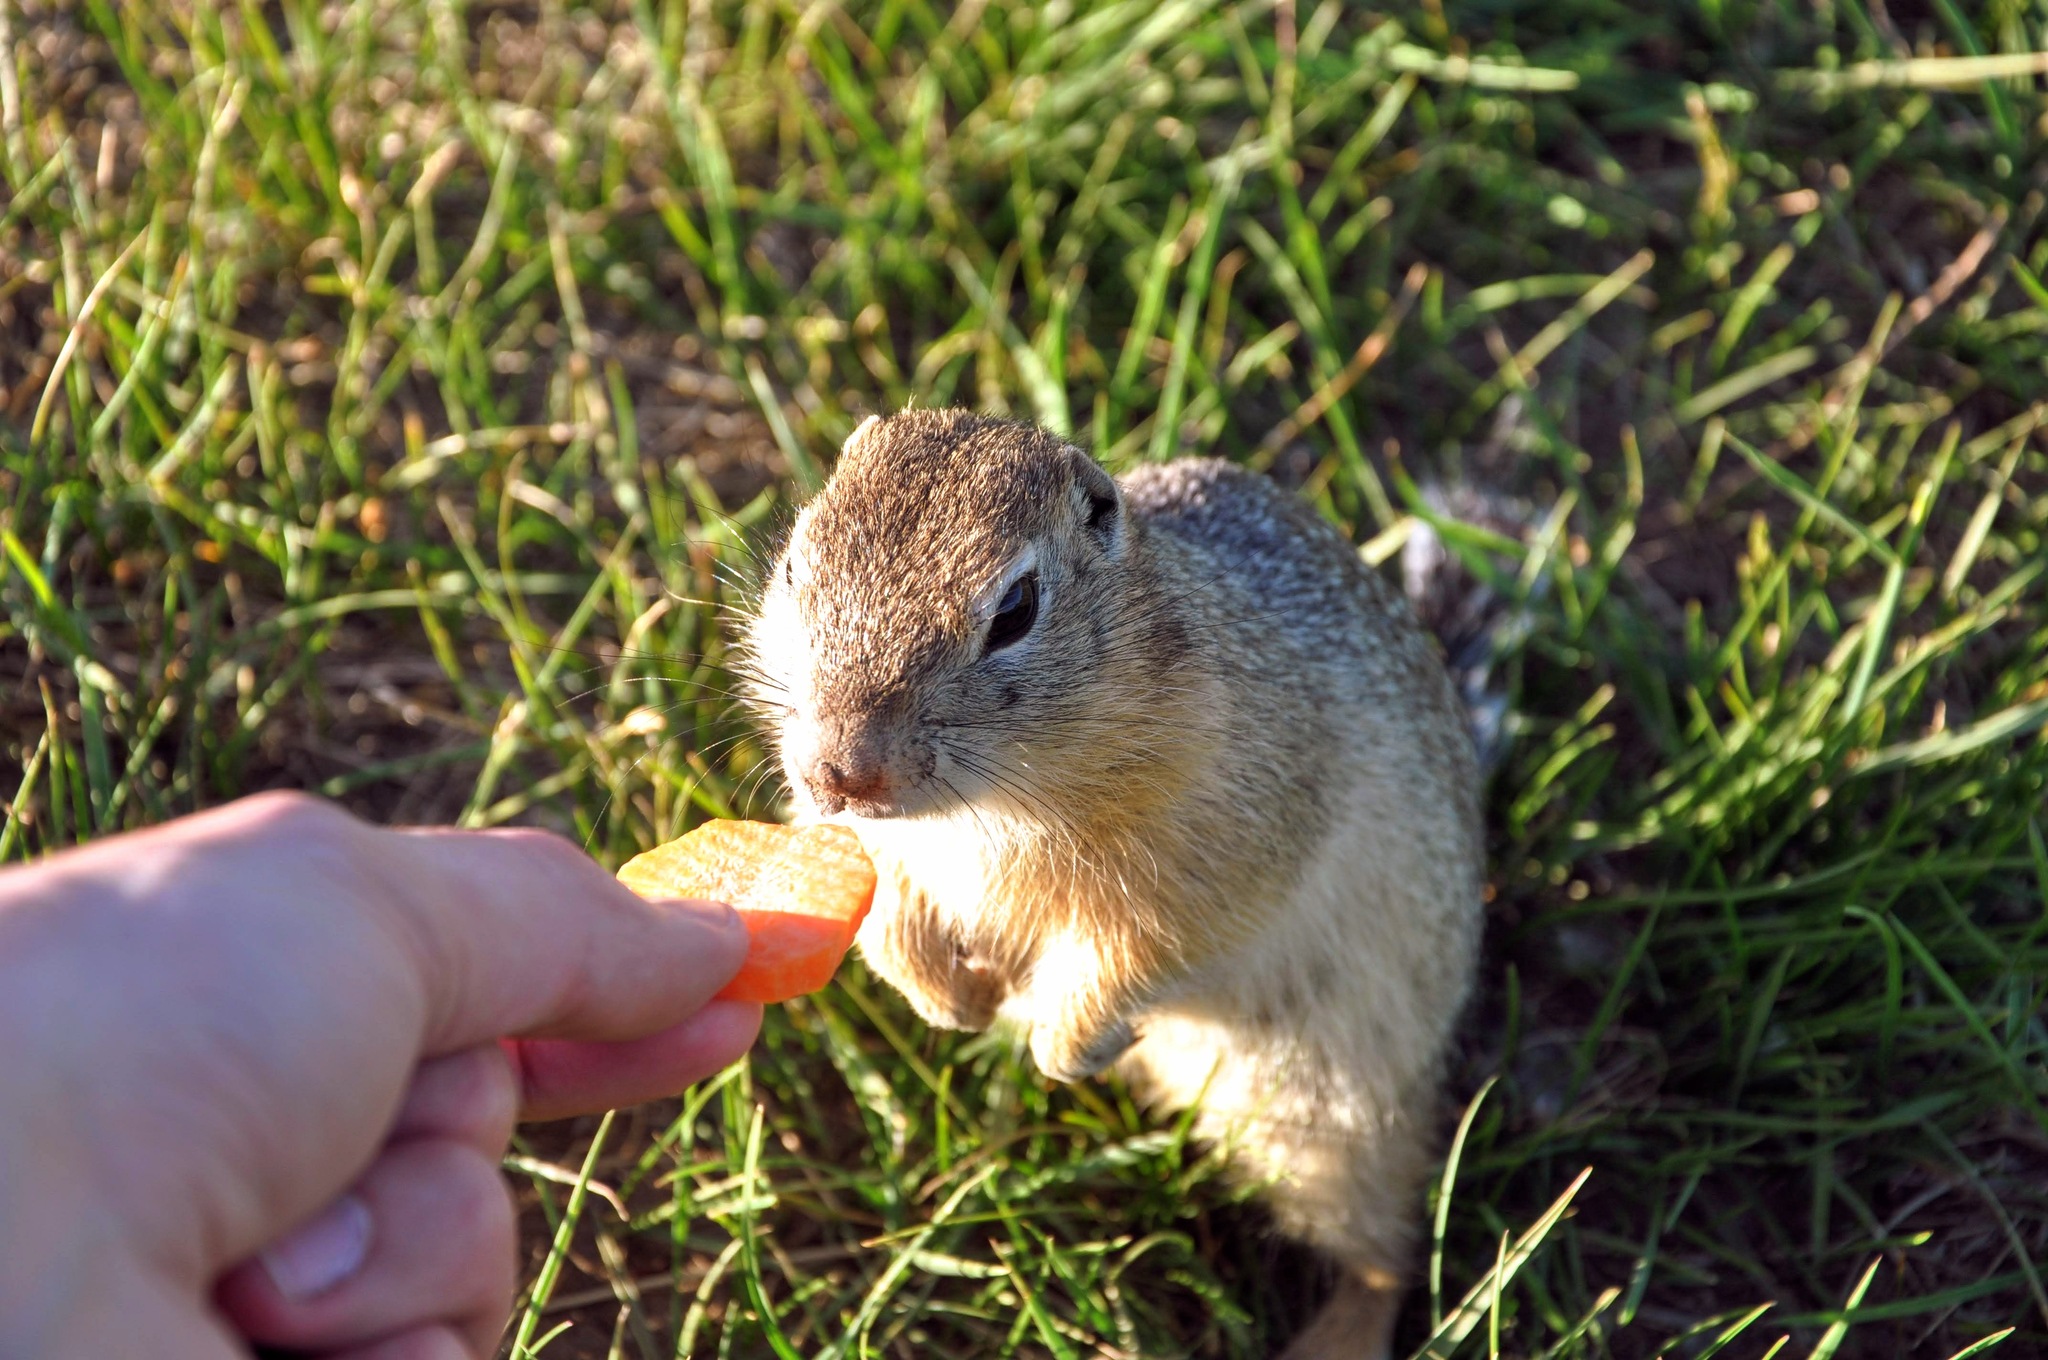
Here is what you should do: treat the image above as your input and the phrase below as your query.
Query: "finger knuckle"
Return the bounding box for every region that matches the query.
[471,1046,522,1149]
[398,1139,517,1321]
[488,826,627,911]
[235,789,351,839]
[488,825,587,875]
[432,1142,516,1246]
[381,1323,475,1360]
[456,1164,518,1321]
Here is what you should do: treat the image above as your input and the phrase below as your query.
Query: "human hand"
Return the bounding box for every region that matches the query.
[0,792,761,1359]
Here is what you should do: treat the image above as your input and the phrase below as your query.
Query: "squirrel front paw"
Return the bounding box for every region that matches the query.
[927,947,1006,1031]
[1031,1015,1137,1084]
[859,894,1007,1031]
[886,947,1006,1032]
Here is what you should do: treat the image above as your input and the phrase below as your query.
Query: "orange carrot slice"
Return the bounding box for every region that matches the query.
[616,821,876,1004]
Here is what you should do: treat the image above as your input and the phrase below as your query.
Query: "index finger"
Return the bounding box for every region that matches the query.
[362,817,752,1056]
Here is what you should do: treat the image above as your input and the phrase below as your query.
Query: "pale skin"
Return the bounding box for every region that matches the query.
[0,791,762,1359]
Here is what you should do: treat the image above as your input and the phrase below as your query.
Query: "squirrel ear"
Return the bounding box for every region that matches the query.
[842,414,882,455]
[1068,448,1123,553]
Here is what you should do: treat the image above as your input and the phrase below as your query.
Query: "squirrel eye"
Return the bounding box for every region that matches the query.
[984,572,1039,654]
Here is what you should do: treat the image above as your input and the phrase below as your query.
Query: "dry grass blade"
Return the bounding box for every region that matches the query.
[28,226,145,442]
[1784,52,2048,91]
[1411,1168,1593,1359]
[1259,260,1429,459]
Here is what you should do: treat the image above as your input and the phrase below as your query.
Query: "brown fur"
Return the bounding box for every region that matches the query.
[740,410,1483,1357]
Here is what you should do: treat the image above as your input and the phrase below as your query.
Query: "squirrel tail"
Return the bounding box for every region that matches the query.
[1399,484,1542,776]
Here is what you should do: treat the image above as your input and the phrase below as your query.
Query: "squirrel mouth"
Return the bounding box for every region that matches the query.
[836,796,906,819]
[816,781,966,822]
[814,789,916,820]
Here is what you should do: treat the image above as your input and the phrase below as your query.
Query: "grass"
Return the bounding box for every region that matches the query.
[2,0,2046,1355]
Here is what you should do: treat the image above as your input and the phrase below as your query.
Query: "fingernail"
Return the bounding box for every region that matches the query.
[260,1194,372,1300]
[668,897,744,935]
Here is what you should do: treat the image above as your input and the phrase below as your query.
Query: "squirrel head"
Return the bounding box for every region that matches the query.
[744,409,1142,823]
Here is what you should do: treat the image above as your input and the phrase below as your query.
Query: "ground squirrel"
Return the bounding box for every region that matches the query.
[743,409,1484,1357]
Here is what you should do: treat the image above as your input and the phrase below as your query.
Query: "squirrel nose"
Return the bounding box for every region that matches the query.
[787,706,901,814]
[801,747,892,813]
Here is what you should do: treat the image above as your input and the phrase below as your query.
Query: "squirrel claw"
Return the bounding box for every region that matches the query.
[1033,1017,1137,1083]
